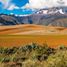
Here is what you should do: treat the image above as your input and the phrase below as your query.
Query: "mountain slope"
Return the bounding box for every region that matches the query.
[0,8,67,27]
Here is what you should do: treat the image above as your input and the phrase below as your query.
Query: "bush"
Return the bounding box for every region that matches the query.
[0,43,67,67]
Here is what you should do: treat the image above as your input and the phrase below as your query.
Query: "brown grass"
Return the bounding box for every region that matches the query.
[0,35,67,48]
[0,24,67,48]
[0,24,67,35]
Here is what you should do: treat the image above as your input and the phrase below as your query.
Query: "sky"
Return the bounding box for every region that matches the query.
[0,0,67,15]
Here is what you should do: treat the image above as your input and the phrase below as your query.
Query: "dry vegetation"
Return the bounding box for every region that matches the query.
[0,24,67,35]
[0,35,67,48]
[0,24,67,67]
[0,43,67,67]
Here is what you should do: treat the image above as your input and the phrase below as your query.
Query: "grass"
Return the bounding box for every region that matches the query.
[0,35,67,48]
[0,43,67,67]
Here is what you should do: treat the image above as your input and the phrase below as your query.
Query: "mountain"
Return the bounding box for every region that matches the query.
[36,6,67,14]
[0,7,67,27]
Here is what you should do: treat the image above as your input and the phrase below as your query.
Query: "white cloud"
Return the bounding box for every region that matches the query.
[8,4,20,10]
[23,0,67,9]
[0,0,20,10]
[1,0,67,10]
[7,4,15,10]
[0,0,11,8]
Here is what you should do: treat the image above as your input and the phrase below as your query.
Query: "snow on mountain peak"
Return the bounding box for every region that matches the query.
[36,7,66,14]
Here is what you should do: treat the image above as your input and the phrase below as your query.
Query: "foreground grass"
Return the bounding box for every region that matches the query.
[0,43,67,67]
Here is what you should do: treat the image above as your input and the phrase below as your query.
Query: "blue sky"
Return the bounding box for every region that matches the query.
[0,0,34,15]
[11,0,29,7]
[0,0,67,15]
[0,0,32,15]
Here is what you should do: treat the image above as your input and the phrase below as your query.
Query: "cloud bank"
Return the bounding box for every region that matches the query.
[24,0,67,9]
[0,0,67,10]
[8,4,20,10]
[0,0,20,10]
[0,0,11,8]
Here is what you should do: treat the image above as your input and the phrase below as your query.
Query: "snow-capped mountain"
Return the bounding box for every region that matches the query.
[0,7,67,27]
[36,7,67,14]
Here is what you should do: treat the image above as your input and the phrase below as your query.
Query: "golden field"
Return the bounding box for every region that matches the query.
[0,24,67,48]
[0,24,67,35]
[0,35,67,48]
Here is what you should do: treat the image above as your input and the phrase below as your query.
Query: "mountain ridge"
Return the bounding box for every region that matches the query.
[0,7,67,27]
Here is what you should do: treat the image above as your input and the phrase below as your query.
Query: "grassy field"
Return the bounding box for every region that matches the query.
[0,35,67,48]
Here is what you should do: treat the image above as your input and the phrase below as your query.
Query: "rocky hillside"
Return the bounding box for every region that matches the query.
[0,12,67,27]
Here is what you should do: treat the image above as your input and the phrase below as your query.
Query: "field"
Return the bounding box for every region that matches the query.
[0,24,67,48]
[0,24,67,35]
[0,35,67,48]
[0,24,67,67]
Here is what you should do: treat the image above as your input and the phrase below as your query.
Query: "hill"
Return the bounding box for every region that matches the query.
[0,13,67,27]
[0,24,67,35]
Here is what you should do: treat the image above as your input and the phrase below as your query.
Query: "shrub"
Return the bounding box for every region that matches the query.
[0,43,67,67]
